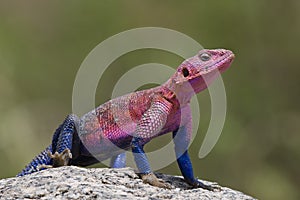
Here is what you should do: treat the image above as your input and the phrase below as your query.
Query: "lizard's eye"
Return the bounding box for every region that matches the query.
[199,53,211,61]
[182,68,190,77]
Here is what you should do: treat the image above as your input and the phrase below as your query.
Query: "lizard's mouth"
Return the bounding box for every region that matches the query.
[188,51,234,93]
[198,52,235,75]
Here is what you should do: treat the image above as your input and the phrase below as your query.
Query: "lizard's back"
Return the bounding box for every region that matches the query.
[77,87,160,159]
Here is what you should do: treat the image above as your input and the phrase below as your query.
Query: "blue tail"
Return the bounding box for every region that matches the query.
[17,114,77,176]
[17,145,52,176]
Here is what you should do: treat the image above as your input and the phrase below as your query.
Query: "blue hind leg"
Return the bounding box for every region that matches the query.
[49,114,78,167]
[17,114,78,176]
[110,152,126,168]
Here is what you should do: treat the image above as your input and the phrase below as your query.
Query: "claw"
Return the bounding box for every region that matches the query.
[36,164,53,171]
[194,180,221,191]
[140,173,172,189]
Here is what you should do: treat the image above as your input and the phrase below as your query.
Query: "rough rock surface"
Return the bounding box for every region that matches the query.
[0,166,256,199]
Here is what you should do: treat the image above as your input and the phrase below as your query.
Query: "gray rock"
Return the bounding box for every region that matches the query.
[0,167,256,200]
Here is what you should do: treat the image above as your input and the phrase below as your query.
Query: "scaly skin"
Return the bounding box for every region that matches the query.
[18,49,235,191]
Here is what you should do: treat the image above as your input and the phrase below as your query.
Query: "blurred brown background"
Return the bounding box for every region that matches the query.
[0,1,299,199]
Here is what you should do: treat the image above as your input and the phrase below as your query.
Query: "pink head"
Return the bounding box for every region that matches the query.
[164,49,235,103]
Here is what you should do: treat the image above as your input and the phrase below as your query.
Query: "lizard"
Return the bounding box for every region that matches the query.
[17,48,235,191]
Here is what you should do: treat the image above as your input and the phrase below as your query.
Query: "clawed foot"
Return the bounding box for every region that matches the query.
[193,180,221,191]
[140,173,172,189]
[36,149,72,171]
[49,148,72,167]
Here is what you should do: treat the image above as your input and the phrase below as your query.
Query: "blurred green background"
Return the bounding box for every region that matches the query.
[0,1,299,199]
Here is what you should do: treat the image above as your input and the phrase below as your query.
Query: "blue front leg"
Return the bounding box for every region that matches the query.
[131,137,151,174]
[173,126,198,186]
[176,151,196,185]
[173,126,220,190]
[131,137,171,189]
